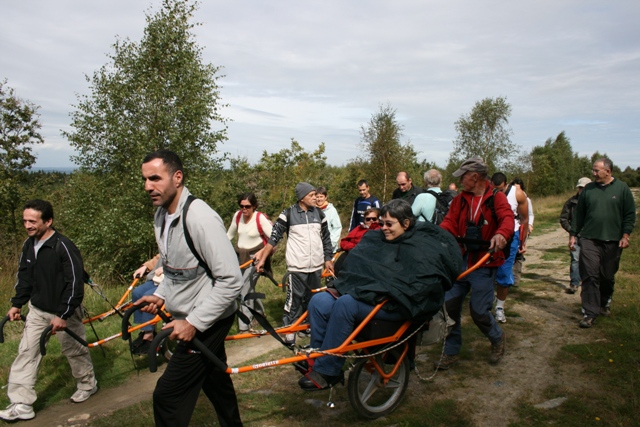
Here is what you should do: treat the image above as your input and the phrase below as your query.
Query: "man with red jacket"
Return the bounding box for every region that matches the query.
[436,157,514,370]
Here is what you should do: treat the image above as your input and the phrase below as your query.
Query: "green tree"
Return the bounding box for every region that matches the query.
[60,0,228,278]
[358,103,418,202]
[0,80,44,249]
[449,96,520,174]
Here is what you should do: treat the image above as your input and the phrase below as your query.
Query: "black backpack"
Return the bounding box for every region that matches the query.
[426,190,455,225]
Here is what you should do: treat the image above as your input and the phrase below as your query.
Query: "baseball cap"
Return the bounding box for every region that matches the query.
[576,177,591,188]
[452,156,489,177]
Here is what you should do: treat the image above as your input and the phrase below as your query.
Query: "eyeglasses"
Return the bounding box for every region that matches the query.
[364,217,377,222]
[379,220,399,228]
[239,204,253,209]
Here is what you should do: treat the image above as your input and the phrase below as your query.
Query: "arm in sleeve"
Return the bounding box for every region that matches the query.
[527,198,534,226]
[226,211,239,240]
[349,199,358,231]
[185,203,243,331]
[571,191,586,237]
[622,185,636,236]
[559,198,572,232]
[320,214,333,261]
[11,243,32,309]
[56,239,86,320]
[267,208,289,247]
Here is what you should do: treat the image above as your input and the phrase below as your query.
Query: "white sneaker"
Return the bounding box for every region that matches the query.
[70,385,98,403]
[495,308,507,323]
[0,403,35,421]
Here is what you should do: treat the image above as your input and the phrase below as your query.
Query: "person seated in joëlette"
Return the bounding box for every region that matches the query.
[298,199,463,390]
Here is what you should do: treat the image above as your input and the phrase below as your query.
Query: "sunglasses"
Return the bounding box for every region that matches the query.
[380,220,399,228]
[364,217,377,222]
[239,204,253,209]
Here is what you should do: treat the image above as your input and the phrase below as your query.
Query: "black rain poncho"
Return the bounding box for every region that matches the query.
[333,221,463,321]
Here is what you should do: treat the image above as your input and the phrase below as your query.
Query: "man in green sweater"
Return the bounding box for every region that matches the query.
[570,158,636,328]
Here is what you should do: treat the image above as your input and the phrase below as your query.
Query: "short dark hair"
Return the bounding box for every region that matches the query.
[315,186,328,197]
[595,157,613,172]
[491,172,508,186]
[143,150,184,179]
[24,199,54,222]
[511,177,525,192]
[364,208,380,218]
[380,199,416,229]
[357,179,369,187]
[237,192,258,208]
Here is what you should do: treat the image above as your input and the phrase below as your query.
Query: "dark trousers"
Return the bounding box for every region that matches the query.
[282,270,321,326]
[579,238,621,319]
[153,314,242,427]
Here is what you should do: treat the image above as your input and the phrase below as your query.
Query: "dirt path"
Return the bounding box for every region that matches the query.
[15,337,283,427]
[417,224,596,426]
[16,224,592,427]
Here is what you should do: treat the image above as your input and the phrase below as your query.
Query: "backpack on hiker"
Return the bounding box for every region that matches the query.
[426,190,455,225]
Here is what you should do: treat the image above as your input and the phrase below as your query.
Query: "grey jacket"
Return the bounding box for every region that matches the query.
[153,187,243,332]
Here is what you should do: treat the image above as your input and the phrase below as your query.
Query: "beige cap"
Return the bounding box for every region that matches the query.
[576,177,591,188]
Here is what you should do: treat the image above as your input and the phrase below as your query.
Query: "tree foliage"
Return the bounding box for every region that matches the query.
[358,103,418,202]
[64,0,227,175]
[0,80,44,248]
[528,131,591,196]
[449,96,520,173]
[60,0,228,279]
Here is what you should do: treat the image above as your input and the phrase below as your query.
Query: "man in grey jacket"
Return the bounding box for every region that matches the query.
[255,182,334,344]
[138,150,243,427]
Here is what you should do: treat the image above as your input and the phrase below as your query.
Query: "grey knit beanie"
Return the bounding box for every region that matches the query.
[295,182,315,201]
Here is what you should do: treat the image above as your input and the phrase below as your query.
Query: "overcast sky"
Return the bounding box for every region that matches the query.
[2,0,639,170]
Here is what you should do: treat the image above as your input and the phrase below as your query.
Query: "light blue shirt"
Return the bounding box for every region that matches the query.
[412,187,441,222]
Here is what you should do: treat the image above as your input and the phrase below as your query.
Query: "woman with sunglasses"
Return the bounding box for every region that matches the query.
[339,208,380,252]
[298,199,463,390]
[227,193,273,332]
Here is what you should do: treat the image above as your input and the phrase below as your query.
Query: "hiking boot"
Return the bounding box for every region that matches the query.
[283,333,296,346]
[70,385,98,403]
[433,353,459,370]
[600,307,611,317]
[495,307,507,323]
[490,332,506,364]
[0,403,35,421]
[297,328,311,339]
[579,317,595,328]
[566,285,578,294]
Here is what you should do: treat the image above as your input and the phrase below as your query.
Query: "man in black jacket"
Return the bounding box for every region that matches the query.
[560,177,591,294]
[0,200,97,422]
[392,171,423,205]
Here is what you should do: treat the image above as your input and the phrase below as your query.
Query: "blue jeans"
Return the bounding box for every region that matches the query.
[132,280,157,331]
[443,267,503,355]
[569,241,581,287]
[496,230,520,287]
[309,293,404,377]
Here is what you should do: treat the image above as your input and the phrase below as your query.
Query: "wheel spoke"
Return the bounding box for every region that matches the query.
[360,372,381,402]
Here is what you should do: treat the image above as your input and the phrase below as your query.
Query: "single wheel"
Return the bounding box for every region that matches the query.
[347,347,410,419]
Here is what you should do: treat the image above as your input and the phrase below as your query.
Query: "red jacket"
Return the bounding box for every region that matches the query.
[440,181,514,268]
[340,222,380,251]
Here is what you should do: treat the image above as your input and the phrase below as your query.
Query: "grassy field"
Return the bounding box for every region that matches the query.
[0,190,638,426]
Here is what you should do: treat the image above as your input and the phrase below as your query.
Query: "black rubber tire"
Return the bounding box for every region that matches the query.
[347,348,410,419]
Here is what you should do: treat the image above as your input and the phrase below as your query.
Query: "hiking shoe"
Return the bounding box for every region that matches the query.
[600,307,611,317]
[0,403,35,421]
[70,385,98,403]
[297,328,311,339]
[283,333,296,346]
[579,317,595,328]
[490,332,506,364]
[566,285,578,294]
[495,307,507,323]
[433,353,459,370]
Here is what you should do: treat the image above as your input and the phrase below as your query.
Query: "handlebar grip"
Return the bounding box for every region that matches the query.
[122,303,148,340]
[39,324,87,356]
[0,314,26,344]
[148,328,173,373]
[146,328,228,374]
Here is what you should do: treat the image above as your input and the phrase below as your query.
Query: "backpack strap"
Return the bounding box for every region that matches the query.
[234,210,242,227]
[183,195,213,279]
[255,211,267,245]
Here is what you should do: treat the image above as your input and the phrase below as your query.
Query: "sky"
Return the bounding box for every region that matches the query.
[2,0,639,170]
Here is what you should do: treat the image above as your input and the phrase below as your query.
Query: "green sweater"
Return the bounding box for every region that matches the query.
[571,178,636,241]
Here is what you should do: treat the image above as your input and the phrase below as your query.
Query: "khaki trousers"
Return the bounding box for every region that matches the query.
[7,303,97,405]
